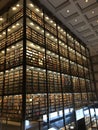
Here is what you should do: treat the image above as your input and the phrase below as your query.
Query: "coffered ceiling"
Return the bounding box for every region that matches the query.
[39,0,98,56]
[0,0,98,56]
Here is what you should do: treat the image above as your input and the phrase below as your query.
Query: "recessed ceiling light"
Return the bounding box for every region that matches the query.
[36,8,39,12]
[29,99,32,102]
[3,32,6,35]
[85,0,88,2]
[1,51,4,54]
[50,20,53,23]
[8,29,11,32]
[36,26,40,30]
[59,41,61,43]
[16,4,20,7]
[54,23,56,26]
[12,25,16,28]
[12,46,15,48]
[12,7,17,11]
[92,10,94,14]
[45,16,49,20]
[41,13,43,16]
[30,22,34,26]
[67,9,69,13]
[0,17,3,21]
[58,26,60,29]
[75,19,77,22]
[30,3,34,7]
[16,23,20,26]
[46,33,49,36]
[0,35,2,37]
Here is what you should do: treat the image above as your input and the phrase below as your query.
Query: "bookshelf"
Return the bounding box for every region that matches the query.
[0,0,97,130]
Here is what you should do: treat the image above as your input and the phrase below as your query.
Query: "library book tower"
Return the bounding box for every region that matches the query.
[0,0,98,130]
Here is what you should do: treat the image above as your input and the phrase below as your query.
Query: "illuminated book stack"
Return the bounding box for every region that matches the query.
[0,0,98,130]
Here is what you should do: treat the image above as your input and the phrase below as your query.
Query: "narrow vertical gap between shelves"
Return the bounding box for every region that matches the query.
[66,33,78,130]
[86,48,98,129]
[43,9,50,129]
[22,0,27,129]
[80,45,92,129]
[56,24,66,129]
[74,40,87,128]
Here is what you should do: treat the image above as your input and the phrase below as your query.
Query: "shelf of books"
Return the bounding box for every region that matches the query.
[0,0,98,130]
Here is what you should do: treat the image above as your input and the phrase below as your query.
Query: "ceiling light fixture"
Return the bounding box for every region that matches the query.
[67,9,69,13]
[3,32,6,35]
[92,10,94,14]
[41,13,43,16]
[0,17,3,21]
[85,0,88,2]
[16,23,20,26]
[12,7,17,11]
[1,51,4,54]
[46,33,49,36]
[30,22,34,26]
[46,16,49,20]
[12,25,16,28]
[51,36,54,39]
[36,8,39,12]
[16,4,20,7]
[58,26,60,29]
[30,3,34,7]
[12,46,15,48]
[8,29,11,32]
[36,26,40,30]
[50,20,53,23]
[75,19,77,22]
[54,23,56,26]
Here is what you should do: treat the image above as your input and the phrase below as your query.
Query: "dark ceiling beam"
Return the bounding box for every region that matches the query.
[63,12,79,21]
[78,28,90,34]
[81,2,98,13]
[87,15,98,23]
[72,21,85,28]
[55,0,70,12]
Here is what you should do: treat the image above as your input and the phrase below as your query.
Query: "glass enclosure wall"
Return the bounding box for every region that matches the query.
[0,0,98,130]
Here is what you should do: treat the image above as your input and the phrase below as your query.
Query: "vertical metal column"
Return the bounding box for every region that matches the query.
[43,10,50,129]
[88,48,98,101]
[22,0,26,129]
[1,15,8,127]
[80,45,92,129]
[56,24,66,129]
[66,34,78,130]
[86,48,98,129]
[74,41,89,130]
[74,40,85,115]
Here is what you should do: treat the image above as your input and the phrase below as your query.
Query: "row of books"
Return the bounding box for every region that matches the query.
[0,66,91,94]
[0,93,94,121]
